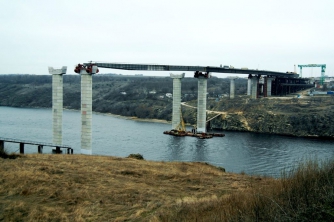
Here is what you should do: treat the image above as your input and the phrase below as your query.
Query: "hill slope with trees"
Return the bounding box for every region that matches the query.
[0,74,246,122]
[1,74,334,138]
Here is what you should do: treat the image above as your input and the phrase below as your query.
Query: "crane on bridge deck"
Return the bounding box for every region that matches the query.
[74,64,100,74]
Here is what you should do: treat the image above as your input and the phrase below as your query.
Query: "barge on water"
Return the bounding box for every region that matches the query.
[164,109,224,139]
[163,130,225,139]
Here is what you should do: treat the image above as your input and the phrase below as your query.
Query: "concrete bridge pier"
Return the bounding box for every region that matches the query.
[251,76,259,99]
[80,65,98,155]
[196,74,210,133]
[170,73,185,130]
[229,77,237,99]
[259,78,264,95]
[49,66,67,146]
[247,75,252,96]
[266,77,274,97]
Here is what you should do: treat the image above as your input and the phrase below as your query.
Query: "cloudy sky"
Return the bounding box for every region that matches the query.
[1,0,333,77]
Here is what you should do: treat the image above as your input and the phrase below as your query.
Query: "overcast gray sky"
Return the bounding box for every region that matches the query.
[1,0,333,77]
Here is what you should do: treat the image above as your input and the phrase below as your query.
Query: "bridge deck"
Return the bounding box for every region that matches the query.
[84,62,299,78]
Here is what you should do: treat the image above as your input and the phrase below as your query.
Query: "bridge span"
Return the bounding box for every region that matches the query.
[46,62,310,155]
[83,62,299,78]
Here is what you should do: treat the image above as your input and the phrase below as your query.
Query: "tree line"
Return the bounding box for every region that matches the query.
[0,74,247,121]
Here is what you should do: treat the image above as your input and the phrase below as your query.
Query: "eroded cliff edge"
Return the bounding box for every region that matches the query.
[205,96,334,138]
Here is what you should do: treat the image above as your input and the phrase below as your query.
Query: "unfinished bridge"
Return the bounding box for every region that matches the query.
[49,62,312,155]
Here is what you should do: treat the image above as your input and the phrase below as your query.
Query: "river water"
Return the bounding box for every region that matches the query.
[0,106,333,177]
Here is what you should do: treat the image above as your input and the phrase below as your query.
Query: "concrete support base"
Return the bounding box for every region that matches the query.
[266,77,274,97]
[197,77,208,133]
[80,65,97,155]
[49,66,67,146]
[247,77,252,96]
[251,77,258,99]
[170,73,185,130]
[52,74,63,145]
[229,78,236,99]
[81,73,93,154]
[81,148,92,155]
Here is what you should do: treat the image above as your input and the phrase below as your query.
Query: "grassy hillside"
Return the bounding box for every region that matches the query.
[0,153,263,221]
[0,153,333,221]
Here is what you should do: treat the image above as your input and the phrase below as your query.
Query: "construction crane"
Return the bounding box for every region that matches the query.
[74,64,99,74]
[175,109,186,132]
[297,64,326,85]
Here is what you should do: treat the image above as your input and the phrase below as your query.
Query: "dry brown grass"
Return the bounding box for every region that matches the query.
[4,154,331,221]
[0,154,271,221]
[154,159,334,222]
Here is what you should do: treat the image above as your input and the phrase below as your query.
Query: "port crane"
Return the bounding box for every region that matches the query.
[298,64,326,85]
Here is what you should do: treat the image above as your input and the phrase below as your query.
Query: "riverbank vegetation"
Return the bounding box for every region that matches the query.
[2,74,334,138]
[0,153,333,221]
[0,74,245,122]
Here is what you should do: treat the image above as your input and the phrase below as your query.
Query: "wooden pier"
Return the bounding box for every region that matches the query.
[0,137,73,154]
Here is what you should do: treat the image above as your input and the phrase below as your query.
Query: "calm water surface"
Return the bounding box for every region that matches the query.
[1,106,333,177]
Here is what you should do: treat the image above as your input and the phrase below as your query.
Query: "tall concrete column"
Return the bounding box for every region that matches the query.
[259,77,264,95]
[229,77,237,99]
[80,65,98,155]
[197,76,209,133]
[247,77,252,96]
[170,73,185,130]
[251,77,258,99]
[49,66,67,145]
[266,77,274,97]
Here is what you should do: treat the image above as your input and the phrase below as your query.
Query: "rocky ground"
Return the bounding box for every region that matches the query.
[206,94,334,138]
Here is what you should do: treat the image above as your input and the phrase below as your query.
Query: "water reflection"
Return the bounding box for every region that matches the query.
[192,139,208,162]
[166,136,186,160]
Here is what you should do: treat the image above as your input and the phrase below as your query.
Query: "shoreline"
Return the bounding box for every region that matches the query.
[2,106,334,140]
[61,107,171,124]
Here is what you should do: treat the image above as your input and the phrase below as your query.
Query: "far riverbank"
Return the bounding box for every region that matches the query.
[1,106,334,177]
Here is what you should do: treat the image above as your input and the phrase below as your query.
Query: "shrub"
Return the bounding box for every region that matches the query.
[0,149,21,159]
[127,153,144,160]
[155,159,334,221]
